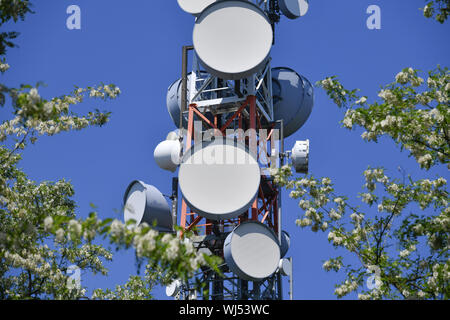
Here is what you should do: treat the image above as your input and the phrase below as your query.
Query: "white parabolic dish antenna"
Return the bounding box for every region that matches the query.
[278,258,292,277]
[177,0,217,16]
[166,72,211,129]
[153,139,181,173]
[272,67,314,137]
[193,0,273,80]
[224,221,281,281]
[178,137,260,220]
[165,279,182,297]
[280,230,291,258]
[279,0,309,19]
[123,180,173,232]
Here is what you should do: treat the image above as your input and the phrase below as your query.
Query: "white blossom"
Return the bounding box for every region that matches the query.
[43,216,53,231]
[361,193,374,204]
[110,219,125,238]
[417,291,426,299]
[395,71,409,84]
[0,62,10,72]
[335,280,358,297]
[343,117,353,128]
[329,208,342,220]
[427,77,437,87]
[356,96,367,104]
[299,217,312,227]
[165,238,180,260]
[417,154,433,167]
[68,219,82,238]
[55,228,65,243]
[378,89,396,103]
[411,76,424,87]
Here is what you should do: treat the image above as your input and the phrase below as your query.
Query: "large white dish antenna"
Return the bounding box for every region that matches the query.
[178,137,260,220]
[123,180,173,232]
[154,140,182,172]
[278,0,309,19]
[224,221,281,281]
[193,0,273,80]
[272,67,314,137]
[177,0,217,16]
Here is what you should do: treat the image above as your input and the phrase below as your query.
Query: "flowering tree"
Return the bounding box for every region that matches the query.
[0,1,219,300]
[273,53,449,299]
[422,0,449,23]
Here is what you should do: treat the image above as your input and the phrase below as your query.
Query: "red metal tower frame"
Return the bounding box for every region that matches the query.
[179,95,280,239]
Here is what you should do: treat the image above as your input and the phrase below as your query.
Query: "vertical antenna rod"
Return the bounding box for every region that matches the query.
[180,45,194,132]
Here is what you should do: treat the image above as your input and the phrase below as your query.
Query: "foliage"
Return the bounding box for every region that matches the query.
[319,67,449,170]
[275,0,450,300]
[422,0,450,23]
[0,0,220,300]
[0,0,32,64]
[272,66,449,299]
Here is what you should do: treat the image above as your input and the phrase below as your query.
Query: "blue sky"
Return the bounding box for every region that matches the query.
[1,0,449,299]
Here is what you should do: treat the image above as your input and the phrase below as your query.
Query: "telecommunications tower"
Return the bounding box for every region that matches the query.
[123,0,314,300]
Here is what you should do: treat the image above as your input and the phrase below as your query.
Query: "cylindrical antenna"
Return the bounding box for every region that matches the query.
[289,257,293,300]
[180,45,193,134]
[171,177,178,231]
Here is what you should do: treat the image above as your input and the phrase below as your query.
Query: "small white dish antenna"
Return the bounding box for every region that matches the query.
[178,137,260,220]
[278,258,292,277]
[224,221,281,281]
[154,139,182,172]
[166,130,180,141]
[165,279,182,297]
[188,289,198,300]
[278,0,309,19]
[123,180,173,232]
[193,0,273,80]
[291,140,309,174]
[177,0,217,16]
